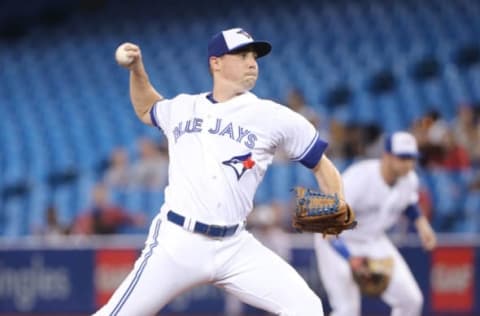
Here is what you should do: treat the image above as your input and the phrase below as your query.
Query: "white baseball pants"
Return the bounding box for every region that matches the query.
[93,214,324,316]
[314,235,423,316]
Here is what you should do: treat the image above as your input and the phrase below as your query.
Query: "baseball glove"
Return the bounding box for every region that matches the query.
[292,187,357,236]
[351,257,394,296]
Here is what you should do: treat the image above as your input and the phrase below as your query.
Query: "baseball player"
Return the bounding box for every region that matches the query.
[95,28,346,315]
[314,131,437,316]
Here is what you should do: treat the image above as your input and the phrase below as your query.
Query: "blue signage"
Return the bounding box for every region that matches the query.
[0,250,94,313]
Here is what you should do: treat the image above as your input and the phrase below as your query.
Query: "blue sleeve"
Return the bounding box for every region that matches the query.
[329,238,351,260]
[299,133,328,169]
[404,204,421,223]
[149,103,159,127]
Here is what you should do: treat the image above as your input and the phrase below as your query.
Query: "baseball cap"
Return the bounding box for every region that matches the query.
[208,28,271,59]
[384,131,419,159]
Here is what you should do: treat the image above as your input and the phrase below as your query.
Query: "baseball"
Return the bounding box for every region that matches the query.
[115,43,134,66]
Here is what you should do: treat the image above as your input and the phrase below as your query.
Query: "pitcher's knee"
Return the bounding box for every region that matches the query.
[280,295,324,316]
[396,289,423,316]
[330,302,361,316]
[408,290,423,314]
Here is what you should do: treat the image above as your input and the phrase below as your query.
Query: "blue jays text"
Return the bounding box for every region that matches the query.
[173,118,258,149]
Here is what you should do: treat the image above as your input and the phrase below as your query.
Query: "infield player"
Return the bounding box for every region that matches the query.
[94,27,346,315]
[314,131,437,316]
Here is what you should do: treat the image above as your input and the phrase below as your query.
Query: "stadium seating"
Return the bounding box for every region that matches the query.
[1,0,479,235]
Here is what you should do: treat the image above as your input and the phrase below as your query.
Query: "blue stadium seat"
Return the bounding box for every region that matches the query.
[268,162,295,203]
[254,173,272,206]
[2,0,480,235]
[2,197,29,237]
[293,163,317,189]
[463,192,480,233]
[424,170,467,230]
[28,183,51,233]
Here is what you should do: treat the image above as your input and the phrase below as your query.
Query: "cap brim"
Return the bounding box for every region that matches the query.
[229,41,272,58]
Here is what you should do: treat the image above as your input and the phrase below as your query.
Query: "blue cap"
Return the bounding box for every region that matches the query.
[385,131,419,159]
[208,28,271,59]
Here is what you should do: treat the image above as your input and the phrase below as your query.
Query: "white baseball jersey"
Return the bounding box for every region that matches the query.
[94,91,328,316]
[150,91,326,225]
[340,159,419,240]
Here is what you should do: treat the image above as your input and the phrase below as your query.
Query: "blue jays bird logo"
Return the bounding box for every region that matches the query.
[222,153,256,180]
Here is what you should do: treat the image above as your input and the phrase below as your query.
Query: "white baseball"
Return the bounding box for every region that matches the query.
[115,43,134,66]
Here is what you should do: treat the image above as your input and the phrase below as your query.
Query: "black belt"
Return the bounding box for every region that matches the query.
[167,210,241,238]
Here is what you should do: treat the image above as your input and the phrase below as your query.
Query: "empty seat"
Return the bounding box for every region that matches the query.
[2,0,480,236]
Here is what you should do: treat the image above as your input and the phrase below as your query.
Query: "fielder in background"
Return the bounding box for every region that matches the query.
[95,27,347,316]
[314,131,437,316]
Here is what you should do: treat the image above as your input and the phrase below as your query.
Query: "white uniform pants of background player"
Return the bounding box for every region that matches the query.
[94,213,323,316]
[314,235,423,316]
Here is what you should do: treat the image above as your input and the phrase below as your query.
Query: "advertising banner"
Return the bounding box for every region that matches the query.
[431,247,475,313]
[0,242,478,315]
[94,248,138,308]
[0,249,94,313]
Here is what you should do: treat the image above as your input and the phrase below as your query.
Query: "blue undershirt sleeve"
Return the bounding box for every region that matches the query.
[298,134,328,169]
[149,103,159,127]
[404,204,421,223]
[329,238,351,260]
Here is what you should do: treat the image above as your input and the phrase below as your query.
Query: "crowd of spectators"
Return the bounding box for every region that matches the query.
[33,89,480,238]
[34,136,168,237]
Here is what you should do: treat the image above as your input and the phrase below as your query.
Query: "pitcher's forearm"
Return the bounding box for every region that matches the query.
[313,155,344,199]
[129,63,163,119]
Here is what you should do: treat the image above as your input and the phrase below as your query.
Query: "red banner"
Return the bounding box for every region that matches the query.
[95,249,137,307]
[431,247,474,312]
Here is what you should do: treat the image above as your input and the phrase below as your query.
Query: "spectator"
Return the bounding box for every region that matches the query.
[425,109,449,145]
[130,137,168,189]
[469,171,480,191]
[440,129,471,170]
[71,183,145,235]
[33,205,69,241]
[452,104,480,166]
[342,123,366,159]
[411,113,445,168]
[326,118,347,159]
[286,88,322,130]
[418,188,434,222]
[103,147,131,188]
[362,124,383,159]
[274,88,328,163]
